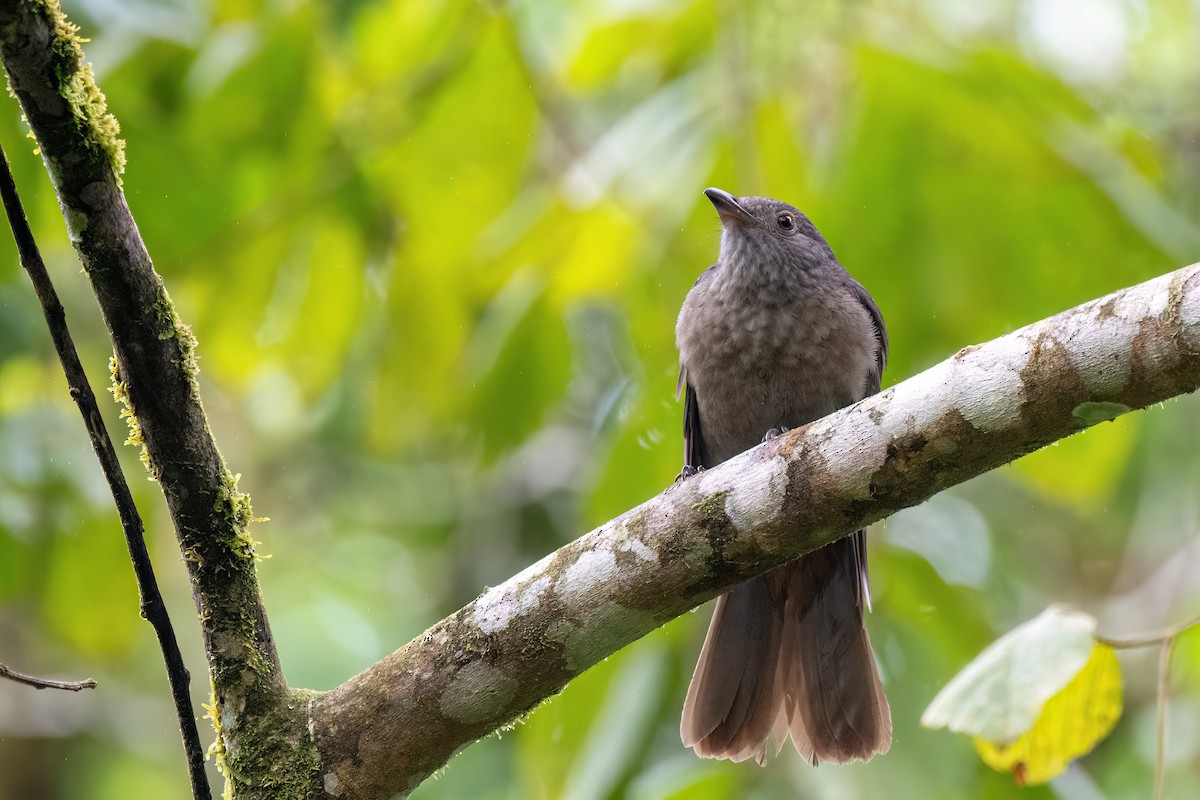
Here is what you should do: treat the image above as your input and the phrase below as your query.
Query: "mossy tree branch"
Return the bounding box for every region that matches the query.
[4,4,1200,800]
[0,0,288,792]
[0,142,211,797]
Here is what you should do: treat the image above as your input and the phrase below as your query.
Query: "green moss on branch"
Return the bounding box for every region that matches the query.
[17,0,124,180]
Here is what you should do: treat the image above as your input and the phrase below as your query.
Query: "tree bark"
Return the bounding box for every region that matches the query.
[2,3,1200,800]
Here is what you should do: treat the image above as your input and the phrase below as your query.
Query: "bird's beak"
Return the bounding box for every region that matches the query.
[704,187,753,225]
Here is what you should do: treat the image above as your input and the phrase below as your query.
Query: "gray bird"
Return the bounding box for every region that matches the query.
[676,187,892,765]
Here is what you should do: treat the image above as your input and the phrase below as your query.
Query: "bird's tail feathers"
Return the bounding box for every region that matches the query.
[681,537,891,765]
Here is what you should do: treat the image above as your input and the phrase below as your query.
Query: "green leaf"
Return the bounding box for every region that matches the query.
[1071,401,1133,426]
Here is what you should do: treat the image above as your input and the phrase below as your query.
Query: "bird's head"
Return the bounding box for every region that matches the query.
[703,187,836,282]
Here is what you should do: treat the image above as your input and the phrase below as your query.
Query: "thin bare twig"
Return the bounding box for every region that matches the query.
[0,147,212,799]
[0,662,96,692]
[1097,611,1200,649]
[1097,612,1200,800]
[1153,636,1173,800]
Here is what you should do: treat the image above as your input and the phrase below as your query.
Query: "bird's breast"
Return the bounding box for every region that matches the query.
[677,286,874,465]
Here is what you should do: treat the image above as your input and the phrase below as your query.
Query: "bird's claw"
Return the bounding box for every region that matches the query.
[761,427,791,443]
[674,464,705,484]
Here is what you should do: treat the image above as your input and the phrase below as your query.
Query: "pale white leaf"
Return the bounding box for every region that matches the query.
[921,605,1097,743]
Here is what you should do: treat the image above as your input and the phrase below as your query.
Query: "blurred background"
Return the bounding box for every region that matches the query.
[1,0,1199,797]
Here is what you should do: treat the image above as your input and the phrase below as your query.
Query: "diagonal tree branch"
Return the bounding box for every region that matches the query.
[311,264,1200,799]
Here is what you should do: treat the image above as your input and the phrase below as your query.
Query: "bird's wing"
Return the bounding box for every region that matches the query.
[678,265,719,470]
[847,279,888,395]
[845,279,887,612]
[681,371,707,470]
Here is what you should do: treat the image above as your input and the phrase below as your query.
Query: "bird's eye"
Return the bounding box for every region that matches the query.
[776,213,795,231]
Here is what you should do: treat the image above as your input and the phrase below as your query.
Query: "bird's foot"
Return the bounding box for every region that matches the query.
[674,464,705,484]
[761,427,791,443]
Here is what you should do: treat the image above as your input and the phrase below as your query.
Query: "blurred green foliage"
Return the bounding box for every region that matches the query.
[2,0,1200,797]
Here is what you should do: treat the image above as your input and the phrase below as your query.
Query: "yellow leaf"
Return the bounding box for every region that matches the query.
[973,643,1123,785]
